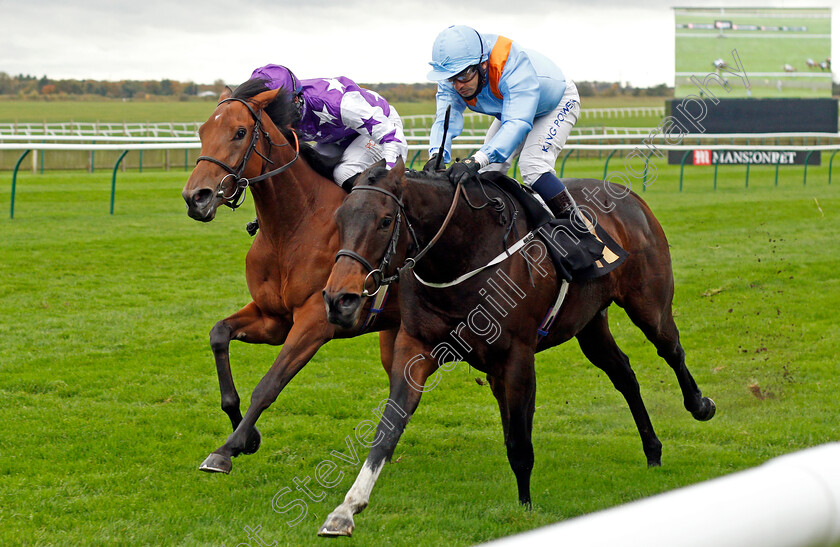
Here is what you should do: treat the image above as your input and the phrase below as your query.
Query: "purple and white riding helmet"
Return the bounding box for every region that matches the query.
[249,64,302,95]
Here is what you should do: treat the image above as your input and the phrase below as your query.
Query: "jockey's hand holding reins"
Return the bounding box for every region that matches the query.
[423,154,446,173]
[446,156,481,185]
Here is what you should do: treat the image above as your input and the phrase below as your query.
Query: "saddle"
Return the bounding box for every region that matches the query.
[476,172,627,282]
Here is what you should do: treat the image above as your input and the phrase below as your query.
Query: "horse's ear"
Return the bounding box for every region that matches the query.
[250,88,281,111]
[219,86,233,101]
[385,158,406,193]
[385,158,405,182]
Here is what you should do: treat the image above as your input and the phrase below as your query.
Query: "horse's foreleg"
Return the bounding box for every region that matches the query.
[377,328,398,376]
[319,333,437,537]
[210,303,290,432]
[489,344,537,507]
[200,301,329,474]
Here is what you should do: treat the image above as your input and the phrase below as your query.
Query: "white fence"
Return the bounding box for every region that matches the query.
[0,107,667,139]
[4,134,839,217]
[4,136,839,158]
[487,443,840,547]
[4,131,837,146]
[0,121,202,137]
[3,132,838,179]
[580,106,665,118]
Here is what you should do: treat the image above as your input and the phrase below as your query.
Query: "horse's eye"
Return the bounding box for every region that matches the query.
[379,217,393,229]
[234,127,247,140]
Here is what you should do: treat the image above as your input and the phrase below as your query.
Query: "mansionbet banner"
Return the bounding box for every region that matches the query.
[668,150,821,165]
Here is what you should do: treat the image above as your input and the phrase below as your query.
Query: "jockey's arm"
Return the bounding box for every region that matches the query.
[339,90,407,167]
[475,57,540,167]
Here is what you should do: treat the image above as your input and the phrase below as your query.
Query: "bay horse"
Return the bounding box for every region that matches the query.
[319,159,716,536]
[181,81,400,474]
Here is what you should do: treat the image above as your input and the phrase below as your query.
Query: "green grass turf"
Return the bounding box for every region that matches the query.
[674,9,831,98]
[0,99,221,124]
[0,159,838,545]
[675,34,832,99]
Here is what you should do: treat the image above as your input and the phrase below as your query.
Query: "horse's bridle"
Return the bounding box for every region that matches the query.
[335,185,418,296]
[196,97,300,210]
[334,181,464,296]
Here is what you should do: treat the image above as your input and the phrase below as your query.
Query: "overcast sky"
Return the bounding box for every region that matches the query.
[1,0,836,87]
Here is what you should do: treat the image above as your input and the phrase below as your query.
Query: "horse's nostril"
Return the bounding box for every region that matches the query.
[338,293,361,310]
[193,188,214,206]
[325,291,361,315]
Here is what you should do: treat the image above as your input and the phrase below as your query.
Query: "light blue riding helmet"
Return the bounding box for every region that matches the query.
[427,25,488,81]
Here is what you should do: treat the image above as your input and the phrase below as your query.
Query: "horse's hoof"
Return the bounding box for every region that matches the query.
[645,440,663,467]
[318,511,355,537]
[199,453,232,474]
[693,397,716,422]
[242,428,261,455]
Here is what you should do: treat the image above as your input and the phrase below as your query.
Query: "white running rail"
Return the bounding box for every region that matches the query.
[487,443,840,547]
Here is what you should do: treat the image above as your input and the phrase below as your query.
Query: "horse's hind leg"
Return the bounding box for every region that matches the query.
[208,302,291,457]
[622,291,716,422]
[576,310,662,466]
[488,343,537,506]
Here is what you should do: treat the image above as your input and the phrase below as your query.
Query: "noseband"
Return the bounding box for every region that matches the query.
[196,97,300,210]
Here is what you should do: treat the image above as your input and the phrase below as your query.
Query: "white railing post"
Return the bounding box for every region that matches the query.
[487,443,840,547]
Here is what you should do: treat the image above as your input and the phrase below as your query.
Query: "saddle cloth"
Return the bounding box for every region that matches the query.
[477,172,627,282]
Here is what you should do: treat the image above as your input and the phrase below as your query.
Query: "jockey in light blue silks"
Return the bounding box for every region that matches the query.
[251,64,408,192]
[425,25,584,220]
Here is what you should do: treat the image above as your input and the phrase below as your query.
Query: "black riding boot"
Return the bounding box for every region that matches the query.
[544,188,586,227]
[534,172,578,220]
[533,174,627,278]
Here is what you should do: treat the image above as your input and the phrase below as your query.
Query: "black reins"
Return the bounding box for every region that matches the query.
[334,180,466,296]
[335,174,525,295]
[196,97,300,210]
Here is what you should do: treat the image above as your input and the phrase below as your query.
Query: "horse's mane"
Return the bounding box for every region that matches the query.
[355,165,455,197]
[404,169,451,185]
[406,169,483,198]
[232,78,340,181]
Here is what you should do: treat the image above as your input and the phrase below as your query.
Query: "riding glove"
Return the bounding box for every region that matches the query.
[423,154,445,172]
[446,157,480,185]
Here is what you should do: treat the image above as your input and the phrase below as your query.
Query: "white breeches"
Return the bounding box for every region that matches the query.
[480,80,581,186]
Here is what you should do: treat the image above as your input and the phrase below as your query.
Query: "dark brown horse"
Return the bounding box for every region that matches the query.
[319,159,715,536]
[181,81,400,474]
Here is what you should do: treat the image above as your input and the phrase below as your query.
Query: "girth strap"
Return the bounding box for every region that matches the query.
[413,230,536,288]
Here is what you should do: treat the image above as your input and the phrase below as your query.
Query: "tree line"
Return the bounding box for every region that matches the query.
[0,73,226,100]
[0,72,679,102]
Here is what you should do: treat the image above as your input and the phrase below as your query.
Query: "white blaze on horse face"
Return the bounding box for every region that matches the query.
[214,114,222,121]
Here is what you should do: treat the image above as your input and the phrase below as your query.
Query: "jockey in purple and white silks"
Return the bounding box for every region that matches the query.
[424,25,583,221]
[250,64,408,191]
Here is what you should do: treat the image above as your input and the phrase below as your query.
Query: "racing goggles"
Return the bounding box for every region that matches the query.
[448,65,479,84]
